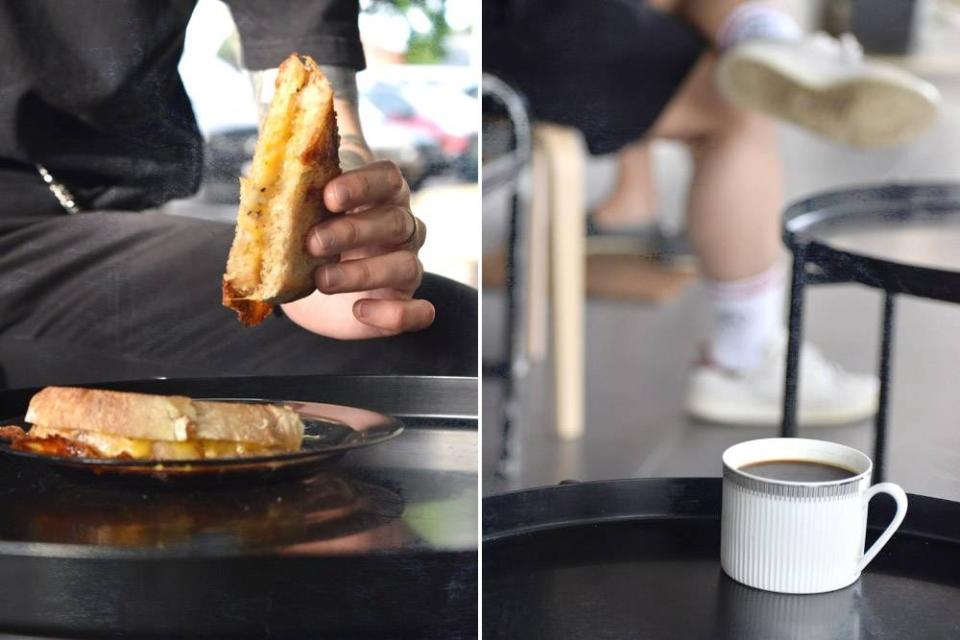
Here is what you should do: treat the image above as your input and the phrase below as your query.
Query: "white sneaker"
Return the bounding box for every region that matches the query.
[685,335,879,427]
[716,33,940,146]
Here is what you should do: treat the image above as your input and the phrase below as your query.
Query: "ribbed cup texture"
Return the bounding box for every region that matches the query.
[721,478,869,594]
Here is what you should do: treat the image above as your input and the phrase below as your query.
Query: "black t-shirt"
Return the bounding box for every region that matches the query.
[0,0,363,218]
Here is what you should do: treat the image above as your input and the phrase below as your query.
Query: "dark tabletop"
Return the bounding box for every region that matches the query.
[0,375,478,639]
[484,478,960,640]
[784,182,960,303]
[816,213,960,272]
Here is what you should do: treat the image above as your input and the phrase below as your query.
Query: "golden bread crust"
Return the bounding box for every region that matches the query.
[222,279,273,327]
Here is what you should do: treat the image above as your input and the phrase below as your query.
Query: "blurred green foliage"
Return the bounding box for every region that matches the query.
[374,0,451,64]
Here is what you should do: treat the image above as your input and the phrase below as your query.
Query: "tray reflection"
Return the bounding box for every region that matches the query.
[0,469,414,554]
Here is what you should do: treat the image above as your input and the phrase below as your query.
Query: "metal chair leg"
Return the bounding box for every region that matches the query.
[874,292,896,482]
[483,74,534,476]
[499,191,521,468]
[781,248,807,437]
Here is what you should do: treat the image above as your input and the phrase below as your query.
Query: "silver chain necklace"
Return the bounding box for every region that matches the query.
[35,164,80,214]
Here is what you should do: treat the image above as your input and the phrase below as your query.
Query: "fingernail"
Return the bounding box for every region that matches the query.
[322,266,343,289]
[355,301,369,318]
[332,184,348,208]
[310,229,336,255]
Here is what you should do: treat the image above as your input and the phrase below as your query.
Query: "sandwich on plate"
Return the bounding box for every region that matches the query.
[0,387,304,460]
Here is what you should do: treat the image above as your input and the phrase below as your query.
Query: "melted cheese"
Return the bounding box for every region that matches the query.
[235,62,309,285]
[29,426,282,460]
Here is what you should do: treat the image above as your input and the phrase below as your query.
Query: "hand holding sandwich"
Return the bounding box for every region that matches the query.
[282,159,433,340]
[222,55,434,338]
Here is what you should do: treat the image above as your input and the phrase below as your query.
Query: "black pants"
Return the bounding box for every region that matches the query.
[0,212,477,389]
[484,0,705,155]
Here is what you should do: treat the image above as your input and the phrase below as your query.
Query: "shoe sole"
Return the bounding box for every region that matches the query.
[685,394,878,428]
[717,52,939,146]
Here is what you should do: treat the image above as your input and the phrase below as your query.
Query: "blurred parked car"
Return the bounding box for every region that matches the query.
[201,75,476,204]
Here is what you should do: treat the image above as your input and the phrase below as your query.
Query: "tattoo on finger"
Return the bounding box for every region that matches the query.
[340,133,367,147]
[339,149,369,171]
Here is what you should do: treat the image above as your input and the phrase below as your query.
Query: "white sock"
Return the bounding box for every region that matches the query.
[707,265,784,373]
[717,2,803,49]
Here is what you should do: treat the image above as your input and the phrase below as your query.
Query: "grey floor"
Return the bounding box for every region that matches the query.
[482,76,960,500]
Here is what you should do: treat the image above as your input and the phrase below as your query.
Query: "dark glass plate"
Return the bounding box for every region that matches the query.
[0,398,403,487]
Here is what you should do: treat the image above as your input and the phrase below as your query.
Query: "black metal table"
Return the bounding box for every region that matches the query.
[484,478,960,639]
[782,183,960,481]
[0,375,477,639]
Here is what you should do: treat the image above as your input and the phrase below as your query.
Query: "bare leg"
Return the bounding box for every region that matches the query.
[644,1,880,426]
[649,53,782,281]
[592,139,657,229]
[592,0,763,233]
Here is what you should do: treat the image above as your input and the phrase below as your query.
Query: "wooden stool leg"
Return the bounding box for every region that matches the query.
[536,124,586,441]
[527,137,551,362]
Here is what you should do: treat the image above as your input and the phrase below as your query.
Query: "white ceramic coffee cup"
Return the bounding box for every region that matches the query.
[721,438,908,594]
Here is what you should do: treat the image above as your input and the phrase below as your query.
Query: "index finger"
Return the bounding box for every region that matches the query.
[324,160,407,213]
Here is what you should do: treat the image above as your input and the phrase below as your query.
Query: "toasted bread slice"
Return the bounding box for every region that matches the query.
[26,387,197,442]
[223,53,342,326]
[192,400,303,450]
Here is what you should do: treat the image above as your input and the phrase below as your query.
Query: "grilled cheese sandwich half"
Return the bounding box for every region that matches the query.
[223,53,342,326]
[8,387,304,460]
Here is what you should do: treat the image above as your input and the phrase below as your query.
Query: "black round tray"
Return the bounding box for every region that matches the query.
[0,375,478,639]
[784,182,960,303]
[484,478,960,639]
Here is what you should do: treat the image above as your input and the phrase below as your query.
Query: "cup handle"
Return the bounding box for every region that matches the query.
[858,482,909,572]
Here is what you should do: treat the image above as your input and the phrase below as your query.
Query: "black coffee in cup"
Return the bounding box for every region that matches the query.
[740,460,857,482]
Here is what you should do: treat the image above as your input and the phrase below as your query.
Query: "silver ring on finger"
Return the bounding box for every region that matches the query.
[402,210,420,247]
